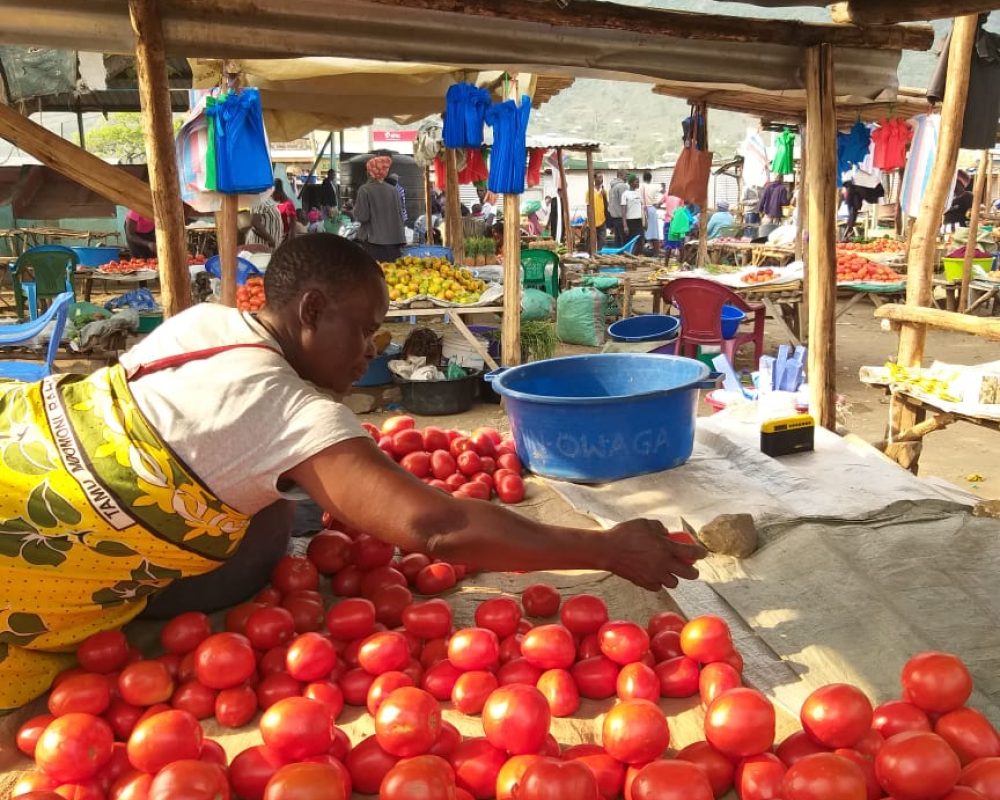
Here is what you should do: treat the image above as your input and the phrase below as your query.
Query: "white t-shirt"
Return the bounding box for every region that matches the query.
[622,189,643,220]
[119,304,366,515]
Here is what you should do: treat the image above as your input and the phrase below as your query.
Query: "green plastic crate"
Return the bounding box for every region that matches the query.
[137,312,164,334]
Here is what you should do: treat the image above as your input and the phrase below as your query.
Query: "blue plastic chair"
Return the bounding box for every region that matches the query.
[203,255,263,285]
[599,235,641,256]
[403,245,454,261]
[0,292,74,382]
[10,245,77,320]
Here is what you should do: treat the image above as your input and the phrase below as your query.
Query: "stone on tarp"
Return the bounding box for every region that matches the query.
[698,513,758,557]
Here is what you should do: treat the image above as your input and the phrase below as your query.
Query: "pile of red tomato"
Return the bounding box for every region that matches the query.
[237,278,266,313]
[11,533,1000,799]
[363,416,527,505]
[836,252,904,284]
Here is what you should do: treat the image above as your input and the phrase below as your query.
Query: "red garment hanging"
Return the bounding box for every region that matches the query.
[433,157,446,190]
[526,148,545,188]
[458,148,489,184]
[871,118,913,171]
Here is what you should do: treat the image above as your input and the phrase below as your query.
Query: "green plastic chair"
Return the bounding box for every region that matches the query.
[10,246,78,320]
[520,249,560,298]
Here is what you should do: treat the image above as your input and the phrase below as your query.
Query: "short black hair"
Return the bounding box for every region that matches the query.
[263,233,384,309]
[643,171,652,182]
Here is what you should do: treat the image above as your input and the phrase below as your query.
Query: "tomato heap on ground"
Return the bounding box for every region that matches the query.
[13,480,1000,800]
[236,278,266,313]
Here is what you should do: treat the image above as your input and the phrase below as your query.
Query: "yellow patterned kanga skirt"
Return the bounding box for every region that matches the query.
[0,365,250,708]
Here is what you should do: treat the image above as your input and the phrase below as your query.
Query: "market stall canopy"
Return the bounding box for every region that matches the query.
[525,134,601,153]
[712,0,999,24]
[2,0,931,103]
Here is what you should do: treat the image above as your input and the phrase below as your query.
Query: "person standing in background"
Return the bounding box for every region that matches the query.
[355,155,406,262]
[607,171,628,246]
[387,173,408,226]
[124,210,156,258]
[588,173,608,251]
[245,190,284,252]
[665,202,694,265]
[621,174,644,253]
[477,187,497,227]
[272,180,297,237]
[640,170,662,257]
[706,201,735,240]
[319,170,339,218]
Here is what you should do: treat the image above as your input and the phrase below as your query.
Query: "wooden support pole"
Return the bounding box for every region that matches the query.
[831,0,998,26]
[804,44,838,430]
[216,194,239,307]
[896,16,976,372]
[445,148,464,265]
[697,106,710,269]
[557,147,573,252]
[0,102,154,219]
[797,123,810,340]
[129,0,190,318]
[501,74,522,367]
[585,150,598,256]
[875,303,1000,340]
[959,148,990,312]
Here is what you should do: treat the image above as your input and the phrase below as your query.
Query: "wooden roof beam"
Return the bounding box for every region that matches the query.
[360,0,934,51]
[831,1,999,26]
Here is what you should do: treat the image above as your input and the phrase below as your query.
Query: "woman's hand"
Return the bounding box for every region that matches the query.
[600,518,706,591]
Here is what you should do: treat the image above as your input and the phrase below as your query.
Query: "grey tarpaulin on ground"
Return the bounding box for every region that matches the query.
[546,412,1000,723]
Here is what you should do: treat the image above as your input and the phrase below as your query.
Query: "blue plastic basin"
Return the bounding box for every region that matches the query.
[71,246,121,268]
[355,343,402,387]
[491,354,714,482]
[608,314,680,343]
[721,305,746,339]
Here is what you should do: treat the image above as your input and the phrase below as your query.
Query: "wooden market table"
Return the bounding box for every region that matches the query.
[933,276,1000,314]
[0,227,118,257]
[385,305,503,371]
[835,283,906,318]
[683,241,797,268]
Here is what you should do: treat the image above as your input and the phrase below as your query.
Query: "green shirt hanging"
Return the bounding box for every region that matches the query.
[771,128,796,176]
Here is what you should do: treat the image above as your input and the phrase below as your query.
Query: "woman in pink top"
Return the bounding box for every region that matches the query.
[272,180,297,236]
[124,209,156,258]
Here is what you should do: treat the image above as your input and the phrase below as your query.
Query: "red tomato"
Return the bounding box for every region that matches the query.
[77,631,130,674]
[282,594,325,633]
[118,661,174,707]
[737,753,787,800]
[450,738,507,799]
[655,655,700,698]
[103,698,144,740]
[571,656,620,700]
[676,741,736,798]
[946,787,994,800]
[630,760,714,800]
[346,735,400,795]
[160,612,212,655]
[651,630,684,663]
[833,748,882,800]
[260,697,332,760]
[496,754,543,800]
[483,684,552,755]
[522,584,560,617]
[215,685,258,728]
[497,452,522,473]
[872,700,932,738]
[704,688,776,759]
[374,687,442,757]
[936,708,1000,765]
[245,607,296,651]
[17,714,55,757]
[372,584,413,628]
[262,761,347,800]
[326,598,376,641]
[428,450,458,480]
[403,599,453,640]
[422,659,463,701]
[357,631,410,675]
[397,553,433,584]
[617,662,660,702]
[192,633,255,690]
[256,672,302,710]
[448,628,500,671]
[537,668,581,717]
[330,565,363,597]
[783,753,867,800]
[35,714,114,784]
[416,562,458,595]
[800,683,874,749]
[382,415,415,436]
[495,474,526,504]
[564,747,626,800]
[648,611,687,638]
[598,621,650,665]
[365,671,413,714]
[258,646,289,678]
[379,754,454,799]
[339,664,375,702]
[147,760,229,800]
[521,624,575,670]
[855,729,885,760]
[700,661,742,708]
[271,555,319,594]
[680,616,733,663]
[444,473,467,491]
[48,674,111,717]
[456,450,482,476]
[350,533,394,571]
[400,451,432,478]
[901,652,973,714]
[126,708,202,774]
[170,680,217,720]
[560,595,609,636]
[602,699,670,765]
[517,758,600,800]
[421,426,449,452]
[256,586,284,606]
[957,757,1000,799]
[426,719,462,761]
[53,780,104,800]
[285,633,337,682]
[452,671,499,715]
[225,602,264,635]
[498,657,544,687]
[449,436,475,458]
[875,731,961,800]
[454,480,491,501]
[306,531,353,575]
[474,597,522,638]
[776,731,829,766]
[11,774,59,796]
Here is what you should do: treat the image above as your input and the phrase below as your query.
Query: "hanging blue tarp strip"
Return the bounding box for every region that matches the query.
[443,83,492,149]
[485,95,531,195]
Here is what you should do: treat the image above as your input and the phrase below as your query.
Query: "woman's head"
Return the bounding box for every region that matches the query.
[260,234,388,392]
[272,180,289,203]
[366,156,392,182]
[643,171,652,183]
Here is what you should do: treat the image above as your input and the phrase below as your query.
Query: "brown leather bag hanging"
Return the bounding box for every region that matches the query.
[669,145,714,207]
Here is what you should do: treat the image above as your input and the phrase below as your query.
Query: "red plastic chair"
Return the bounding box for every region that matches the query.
[661,277,765,368]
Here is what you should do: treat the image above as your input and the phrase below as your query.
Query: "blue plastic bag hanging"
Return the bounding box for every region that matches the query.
[485,96,531,194]
[208,88,274,194]
[443,83,491,148]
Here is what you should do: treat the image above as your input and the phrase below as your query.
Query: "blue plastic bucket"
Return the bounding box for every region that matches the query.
[71,246,120,268]
[608,314,680,343]
[491,354,716,482]
[355,343,402,387]
[721,305,746,340]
